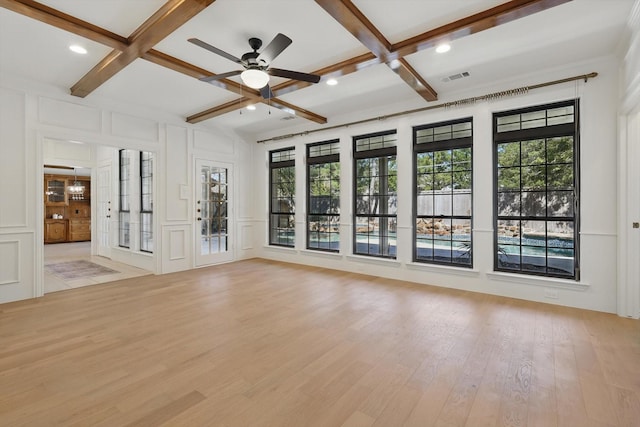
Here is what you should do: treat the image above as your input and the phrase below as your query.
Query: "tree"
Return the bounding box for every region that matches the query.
[497,137,574,217]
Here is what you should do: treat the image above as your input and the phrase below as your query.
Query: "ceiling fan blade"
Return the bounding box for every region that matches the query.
[199,70,242,83]
[260,84,274,99]
[258,33,292,64]
[188,38,243,64]
[268,68,321,83]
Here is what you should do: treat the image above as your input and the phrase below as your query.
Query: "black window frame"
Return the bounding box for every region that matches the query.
[118,149,130,249]
[493,99,580,279]
[269,147,296,247]
[140,151,153,253]
[353,130,398,259]
[413,117,473,267]
[306,140,340,252]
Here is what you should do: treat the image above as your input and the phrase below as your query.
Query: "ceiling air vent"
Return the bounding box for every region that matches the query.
[280,115,296,121]
[441,71,470,83]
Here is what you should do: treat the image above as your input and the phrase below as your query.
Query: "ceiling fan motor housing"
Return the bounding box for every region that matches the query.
[242,38,265,68]
[242,51,261,67]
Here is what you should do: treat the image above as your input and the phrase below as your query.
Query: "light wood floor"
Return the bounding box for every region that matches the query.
[44,241,151,293]
[1,259,638,426]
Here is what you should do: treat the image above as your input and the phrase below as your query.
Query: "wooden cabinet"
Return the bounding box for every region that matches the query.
[44,174,91,244]
[45,177,68,206]
[68,219,91,242]
[44,219,67,243]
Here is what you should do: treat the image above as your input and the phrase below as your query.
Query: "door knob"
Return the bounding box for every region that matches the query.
[197,217,201,221]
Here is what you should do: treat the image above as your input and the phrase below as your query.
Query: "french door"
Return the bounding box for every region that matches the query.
[96,163,112,258]
[195,160,233,266]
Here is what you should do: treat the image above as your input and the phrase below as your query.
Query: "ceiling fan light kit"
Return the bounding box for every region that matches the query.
[241,69,270,89]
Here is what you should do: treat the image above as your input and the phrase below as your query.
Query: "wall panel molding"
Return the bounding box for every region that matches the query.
[38,97,101,131]
[161,224,192,274]
[111,112,159,142]
[194,130,235,154]
[240,223,253,250]
[0,232,35,303]
[0,87,28,228]
[0,240,20,285]
[165,125,189,221]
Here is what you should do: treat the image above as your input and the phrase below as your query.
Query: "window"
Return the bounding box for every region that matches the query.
[494,100,579,279]
[201,166,229,254]
[118,149,130,248]
[269,147,296,247]
[307,140,340,252]
[414,118,473,267]
[353,131,397,258]
[140,151,153,253]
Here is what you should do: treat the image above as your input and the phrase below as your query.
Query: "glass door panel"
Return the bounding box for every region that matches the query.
[196,160,233,266]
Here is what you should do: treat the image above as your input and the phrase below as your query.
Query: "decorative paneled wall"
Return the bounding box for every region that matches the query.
[0,77,254,304]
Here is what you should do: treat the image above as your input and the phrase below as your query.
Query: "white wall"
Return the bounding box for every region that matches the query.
[0,77,254,304]
[617,1,640,318]
[252,55,623,314]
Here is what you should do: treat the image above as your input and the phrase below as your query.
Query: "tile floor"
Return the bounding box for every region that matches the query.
[44,241,151,293]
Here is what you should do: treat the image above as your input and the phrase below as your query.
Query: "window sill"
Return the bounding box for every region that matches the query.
[486,271,589,291]
[300,249,343,260]
[406,262,480,277]
[263,245,298,254]
[346,254,401,267]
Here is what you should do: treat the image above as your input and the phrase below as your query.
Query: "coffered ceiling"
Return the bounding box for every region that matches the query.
[0,0,635,141]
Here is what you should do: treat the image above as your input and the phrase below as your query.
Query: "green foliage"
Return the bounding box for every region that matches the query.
[355,156,397,215]
[497,137,575,218]
[416,148,471,191]
[497,137,574,190]
[273,166,295,211]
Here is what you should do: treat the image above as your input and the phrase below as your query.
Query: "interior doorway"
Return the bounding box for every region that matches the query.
[42,152,153,294]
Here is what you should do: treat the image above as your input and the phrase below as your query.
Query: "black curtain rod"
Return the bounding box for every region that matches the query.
[256,72,597,144]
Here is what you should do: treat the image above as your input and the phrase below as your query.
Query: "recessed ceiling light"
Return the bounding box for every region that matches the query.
[246,104,256,111]
[69,45,87,54]
[436,43,451,54]
[326,78,338,86]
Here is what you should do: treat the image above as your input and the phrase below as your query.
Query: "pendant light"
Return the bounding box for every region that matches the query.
[67,167,85,200]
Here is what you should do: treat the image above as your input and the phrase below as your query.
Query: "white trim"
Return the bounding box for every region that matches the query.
[405,261,480,277]
[263,245,298,254]
[0,240,21,285]
[486,271,589,291]
[345,254,401,267]
[579,231,617,237]
[472,228,493,233]
[300,249,343,259]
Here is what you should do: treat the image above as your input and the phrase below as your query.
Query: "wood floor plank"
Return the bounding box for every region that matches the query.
[608,384,640,427]
[0,258,638,426]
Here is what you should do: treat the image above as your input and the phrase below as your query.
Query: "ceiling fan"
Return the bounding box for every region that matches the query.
[188,33,321,99]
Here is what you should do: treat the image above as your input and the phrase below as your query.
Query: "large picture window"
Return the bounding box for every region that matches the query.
[118,149,130,248]
[140,151,153,253]
[269,147,296,247]
[414,118,473,267]
[307,140,340,252]
[494,100,579,279]
[353,131,397,258]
